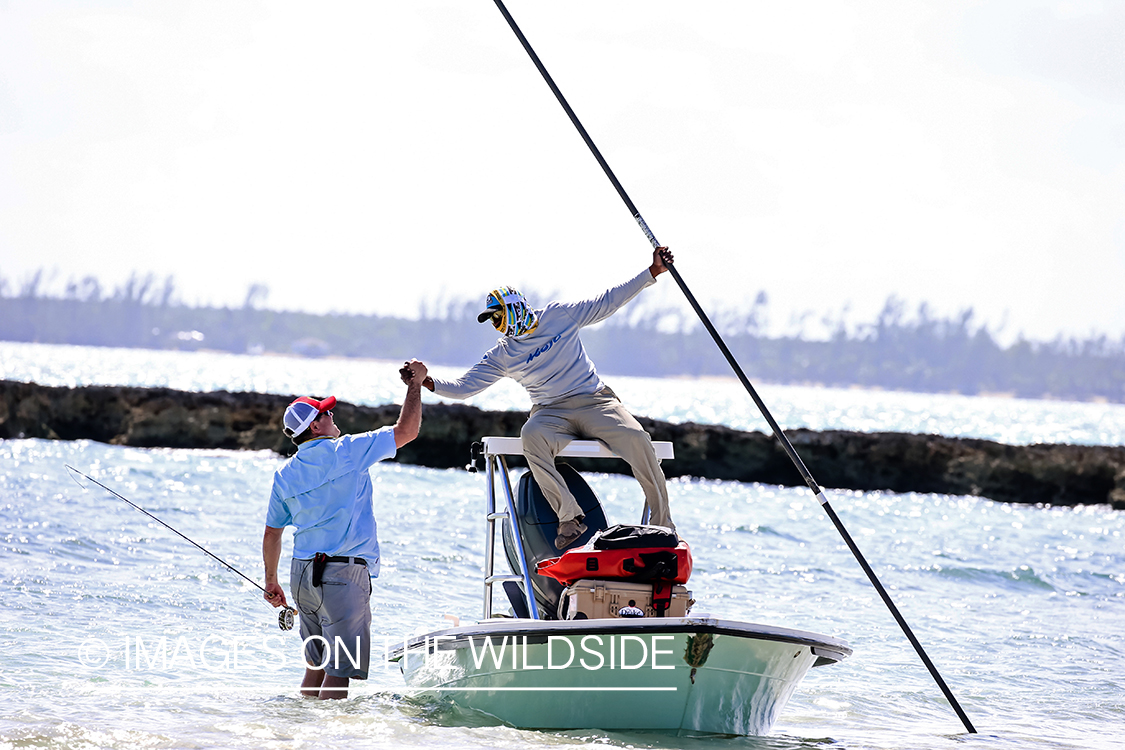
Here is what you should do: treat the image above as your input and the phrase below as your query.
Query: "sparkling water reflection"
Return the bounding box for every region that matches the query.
[1,435,1122,749]
[2,342,1124,748]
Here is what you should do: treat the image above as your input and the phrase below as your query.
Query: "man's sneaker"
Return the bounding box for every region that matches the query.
[554,518,588,550]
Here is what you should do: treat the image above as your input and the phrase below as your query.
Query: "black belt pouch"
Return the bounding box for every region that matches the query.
[312,552,328,587]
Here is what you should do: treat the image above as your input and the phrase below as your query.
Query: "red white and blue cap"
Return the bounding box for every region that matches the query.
[283,396,336,437]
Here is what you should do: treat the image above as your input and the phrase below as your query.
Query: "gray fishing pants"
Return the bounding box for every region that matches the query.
[291,557,372,679]
[520,387,674,531]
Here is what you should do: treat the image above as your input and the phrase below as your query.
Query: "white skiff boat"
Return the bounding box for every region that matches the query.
[390,437,850,736]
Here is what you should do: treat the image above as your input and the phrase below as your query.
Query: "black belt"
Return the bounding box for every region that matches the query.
[297,556,367,565]
[308,553,367,587]
[323,556,367,566]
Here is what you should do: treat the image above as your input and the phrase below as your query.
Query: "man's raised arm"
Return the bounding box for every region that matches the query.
[394,359,428,448]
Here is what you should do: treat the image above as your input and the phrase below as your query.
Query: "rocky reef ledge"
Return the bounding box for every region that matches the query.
[3,379,1123,508]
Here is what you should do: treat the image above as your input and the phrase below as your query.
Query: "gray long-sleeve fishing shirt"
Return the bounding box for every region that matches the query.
[431,268,656,406]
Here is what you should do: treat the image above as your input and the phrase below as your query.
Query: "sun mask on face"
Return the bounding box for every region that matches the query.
[479,287,538,338]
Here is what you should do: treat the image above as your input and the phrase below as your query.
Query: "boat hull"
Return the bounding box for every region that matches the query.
[392,617,850,736]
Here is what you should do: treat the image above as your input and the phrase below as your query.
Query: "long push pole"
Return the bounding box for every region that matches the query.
[490,0,977,734]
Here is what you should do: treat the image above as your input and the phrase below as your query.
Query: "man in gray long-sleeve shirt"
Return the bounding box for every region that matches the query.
[416,248,676,549]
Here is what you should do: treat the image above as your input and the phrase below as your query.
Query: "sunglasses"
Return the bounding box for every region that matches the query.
[490,310,504,330]
[317,410,334,420]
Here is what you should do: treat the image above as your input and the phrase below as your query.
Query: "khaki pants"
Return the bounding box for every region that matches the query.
[520,387,674,531]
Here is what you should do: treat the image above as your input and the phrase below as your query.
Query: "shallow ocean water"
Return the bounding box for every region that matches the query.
[1,343,1123,749]
[2,436,1122,750]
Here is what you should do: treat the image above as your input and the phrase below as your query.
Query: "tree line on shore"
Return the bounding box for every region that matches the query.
[2,271,1122,403]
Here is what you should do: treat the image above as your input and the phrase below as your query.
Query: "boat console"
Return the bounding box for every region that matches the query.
[501,462,607,618]
[479,436,673,620]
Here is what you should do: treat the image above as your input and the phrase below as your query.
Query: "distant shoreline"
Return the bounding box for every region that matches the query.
[2,286,1122,404]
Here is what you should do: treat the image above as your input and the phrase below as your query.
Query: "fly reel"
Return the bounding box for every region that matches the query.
[279,606,296,631]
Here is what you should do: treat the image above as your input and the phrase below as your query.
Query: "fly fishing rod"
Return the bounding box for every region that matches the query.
[491,0,977,734]
[65,465,297,631]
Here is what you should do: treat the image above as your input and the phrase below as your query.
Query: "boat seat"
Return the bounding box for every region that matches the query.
[501,580,532,619]
[502,462,607,619]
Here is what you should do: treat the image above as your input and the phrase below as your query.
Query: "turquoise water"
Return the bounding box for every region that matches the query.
[1,343,1123,749]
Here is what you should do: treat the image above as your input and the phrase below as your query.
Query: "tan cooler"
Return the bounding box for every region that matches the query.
[561,578,693,619]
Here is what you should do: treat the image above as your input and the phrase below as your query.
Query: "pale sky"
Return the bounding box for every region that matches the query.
[1,0,1123,342]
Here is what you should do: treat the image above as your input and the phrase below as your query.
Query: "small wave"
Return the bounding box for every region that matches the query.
[728,524,807,544]
[923,564,1055,591]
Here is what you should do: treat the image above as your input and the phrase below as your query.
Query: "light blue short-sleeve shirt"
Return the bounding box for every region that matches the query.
[265,427,396,577]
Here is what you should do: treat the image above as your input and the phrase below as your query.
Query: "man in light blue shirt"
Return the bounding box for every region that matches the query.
[263,359,427,699]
